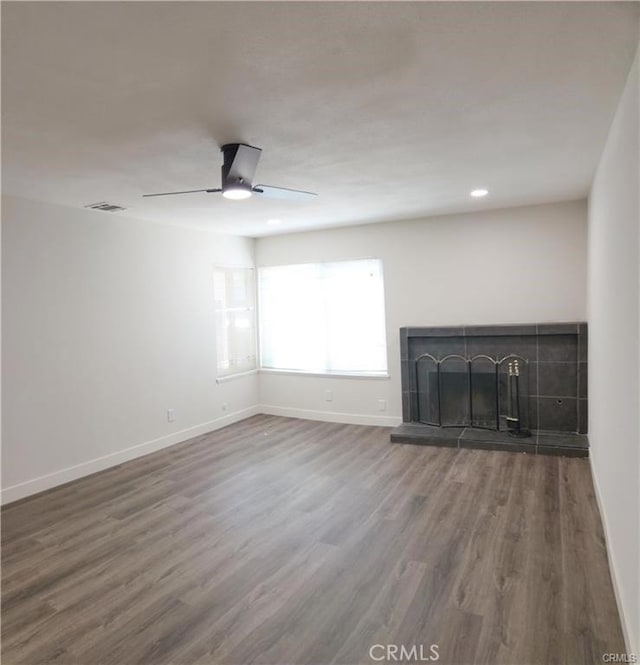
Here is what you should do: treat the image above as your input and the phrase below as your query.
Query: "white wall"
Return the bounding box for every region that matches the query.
[1,195,259,503]
[588,45,639,654]
[2,198,589,503]
[256,200,587,424]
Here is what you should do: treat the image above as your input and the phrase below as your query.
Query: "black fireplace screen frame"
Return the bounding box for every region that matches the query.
[415,353,529,431]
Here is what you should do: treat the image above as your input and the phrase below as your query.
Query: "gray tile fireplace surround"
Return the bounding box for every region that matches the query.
[391,323,588,457]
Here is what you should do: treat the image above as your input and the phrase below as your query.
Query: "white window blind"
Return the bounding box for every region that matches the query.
[258,259,387,375]
[214,266,257,377]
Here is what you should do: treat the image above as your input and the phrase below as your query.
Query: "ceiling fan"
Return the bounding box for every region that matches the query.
[143,143,318,202]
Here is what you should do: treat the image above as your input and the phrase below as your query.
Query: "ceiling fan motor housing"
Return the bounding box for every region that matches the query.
[221,143,256,195]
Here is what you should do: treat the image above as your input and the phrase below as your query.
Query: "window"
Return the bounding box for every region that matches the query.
[213,266,257,377]
[258,259,387,375]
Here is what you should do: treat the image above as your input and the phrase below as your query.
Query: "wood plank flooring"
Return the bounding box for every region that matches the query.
[2,415,625,665]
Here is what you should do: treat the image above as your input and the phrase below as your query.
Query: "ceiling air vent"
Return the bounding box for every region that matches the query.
[84,202,127,212]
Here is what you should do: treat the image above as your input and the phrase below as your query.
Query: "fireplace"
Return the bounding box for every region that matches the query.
[416,353,531,435]
[391,323,588,457]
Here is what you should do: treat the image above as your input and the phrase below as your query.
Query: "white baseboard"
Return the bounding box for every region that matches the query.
[589,455,637,656]
[258,404,402,427]
[1,406,260,505]
[1,405,399,505]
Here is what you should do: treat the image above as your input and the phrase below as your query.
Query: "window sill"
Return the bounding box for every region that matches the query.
[259,368,390,380]
[216,369,259,384]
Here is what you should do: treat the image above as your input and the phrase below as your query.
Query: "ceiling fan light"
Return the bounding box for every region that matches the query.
[222,187,252,200]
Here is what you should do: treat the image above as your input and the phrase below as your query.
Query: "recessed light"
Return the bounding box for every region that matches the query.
[470,188,489,198]
[267,219,282,226]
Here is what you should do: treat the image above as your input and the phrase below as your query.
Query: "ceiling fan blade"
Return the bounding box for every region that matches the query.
[222,144,262,184]
[142,188,222,198]
[252,184,318,201]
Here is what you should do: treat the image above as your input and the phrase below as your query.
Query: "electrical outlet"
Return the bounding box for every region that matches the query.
[222,402,228,412]
[325,390,333,402]
[378,399,387,412]
[167,409,176,423]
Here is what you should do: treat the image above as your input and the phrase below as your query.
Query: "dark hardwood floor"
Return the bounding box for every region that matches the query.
[2,415,625,665]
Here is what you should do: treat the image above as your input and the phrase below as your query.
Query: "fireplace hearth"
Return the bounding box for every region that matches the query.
[391,323,588,457]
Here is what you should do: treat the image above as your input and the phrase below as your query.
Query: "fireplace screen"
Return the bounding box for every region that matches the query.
[416,355,439,426]
[470,355,498,429]
[416,354,530,433]
[440,356,470,427]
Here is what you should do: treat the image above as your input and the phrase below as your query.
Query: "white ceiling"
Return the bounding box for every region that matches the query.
[2,2,639,237]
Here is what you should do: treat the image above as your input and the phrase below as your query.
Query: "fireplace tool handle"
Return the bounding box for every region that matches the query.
[513,361,522,434]
[506,362,519,433]
[507,360,531,438]
[506,361,513,419]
